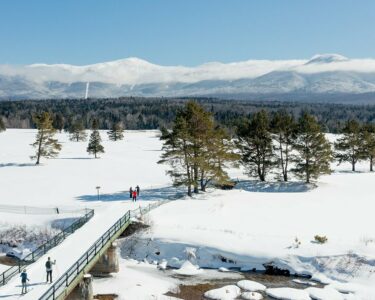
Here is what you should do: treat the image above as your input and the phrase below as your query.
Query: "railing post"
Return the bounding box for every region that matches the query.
[66,273,69,286]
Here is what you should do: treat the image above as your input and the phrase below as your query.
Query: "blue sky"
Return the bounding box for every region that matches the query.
[0,0,374,66]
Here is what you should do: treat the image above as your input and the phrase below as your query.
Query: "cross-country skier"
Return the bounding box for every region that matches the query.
[45,257,56,283]
[20,269,29,294]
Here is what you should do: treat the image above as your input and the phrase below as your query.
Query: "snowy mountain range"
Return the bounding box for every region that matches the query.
[2,54,375,102]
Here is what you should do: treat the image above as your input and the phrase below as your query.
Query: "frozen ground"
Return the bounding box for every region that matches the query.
[0,130,374,299]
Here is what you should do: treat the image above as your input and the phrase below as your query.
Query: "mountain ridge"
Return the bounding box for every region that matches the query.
[2,54,375,102]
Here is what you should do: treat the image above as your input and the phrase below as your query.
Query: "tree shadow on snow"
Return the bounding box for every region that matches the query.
[57,157,95,160]
[0,294,20,298]
[76,185,186,203]
[235,180,315,193]
[333,170,368,174]
[0,163,35,168]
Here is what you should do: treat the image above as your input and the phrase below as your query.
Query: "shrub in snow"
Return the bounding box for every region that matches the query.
[293,237,302,248]
[204,285,241,300]
[241,292,263,300]
[237,280,266,292]
[314,235,328,244]
[0,223,60,250]
[360,236,375,246]
[266,287,311,300]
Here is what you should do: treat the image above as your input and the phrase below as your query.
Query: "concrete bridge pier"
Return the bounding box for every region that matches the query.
[91,242,119,276]
[66,274,94,300]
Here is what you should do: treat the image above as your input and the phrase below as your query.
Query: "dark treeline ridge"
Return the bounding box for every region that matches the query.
[1,97,375,132]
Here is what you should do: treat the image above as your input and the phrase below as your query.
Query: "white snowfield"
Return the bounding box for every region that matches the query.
[0,130,171,299]
[0,129,375,299]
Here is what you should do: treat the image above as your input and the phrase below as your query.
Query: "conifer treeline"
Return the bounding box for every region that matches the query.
[159,101,375,195]
[1,97,375,132]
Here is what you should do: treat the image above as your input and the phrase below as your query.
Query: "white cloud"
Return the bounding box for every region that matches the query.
[1,54,375,85]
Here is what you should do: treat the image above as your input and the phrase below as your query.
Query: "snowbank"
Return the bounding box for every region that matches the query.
[266,287,311,300]
[237,280,266,292]
[173,260,203,276]
[204,285,241,300]
[305,286,344,300]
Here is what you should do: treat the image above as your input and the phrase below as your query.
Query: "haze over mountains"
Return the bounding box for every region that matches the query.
[2,54,375,102]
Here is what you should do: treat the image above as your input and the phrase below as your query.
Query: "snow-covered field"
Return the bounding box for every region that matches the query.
[0,129,375,299]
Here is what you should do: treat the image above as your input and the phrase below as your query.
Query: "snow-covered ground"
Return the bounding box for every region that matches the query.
[0,129,172,299]
[0,129,374,299]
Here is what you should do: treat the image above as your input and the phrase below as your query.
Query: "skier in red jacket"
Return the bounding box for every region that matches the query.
[132,190,137,202]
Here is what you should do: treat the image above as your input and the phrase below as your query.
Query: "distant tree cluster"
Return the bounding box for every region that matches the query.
[235,110,332,184]
[160,102,375,195]
[28,113,123,164]
[334,120,375,172]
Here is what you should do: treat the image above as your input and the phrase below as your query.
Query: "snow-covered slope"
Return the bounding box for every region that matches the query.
[2,54,375,100]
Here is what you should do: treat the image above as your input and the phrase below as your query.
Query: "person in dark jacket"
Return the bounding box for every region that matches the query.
[136,185,140,196]
[20,269,29,294]
[45,257,55,283]
[132,190,137,202]
[129,187,133,199]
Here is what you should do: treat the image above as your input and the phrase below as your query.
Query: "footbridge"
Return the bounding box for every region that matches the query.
[0,201,166,300]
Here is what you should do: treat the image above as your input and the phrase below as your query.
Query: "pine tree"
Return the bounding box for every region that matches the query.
[87,119,104,158]
[159,115,194,196]
[53,113,65,132]
[30,112,62,165]
[361,124,375,172]
[107,122,124,141]
[200,127,239,190]
[334,119,364,171]
[237,110,274,181]
[292,113,333,183]
[69,120,87,142]
[271,111,297,181]
[0,117,5,132]
[159,101,239,195]
[183,101,215,193]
